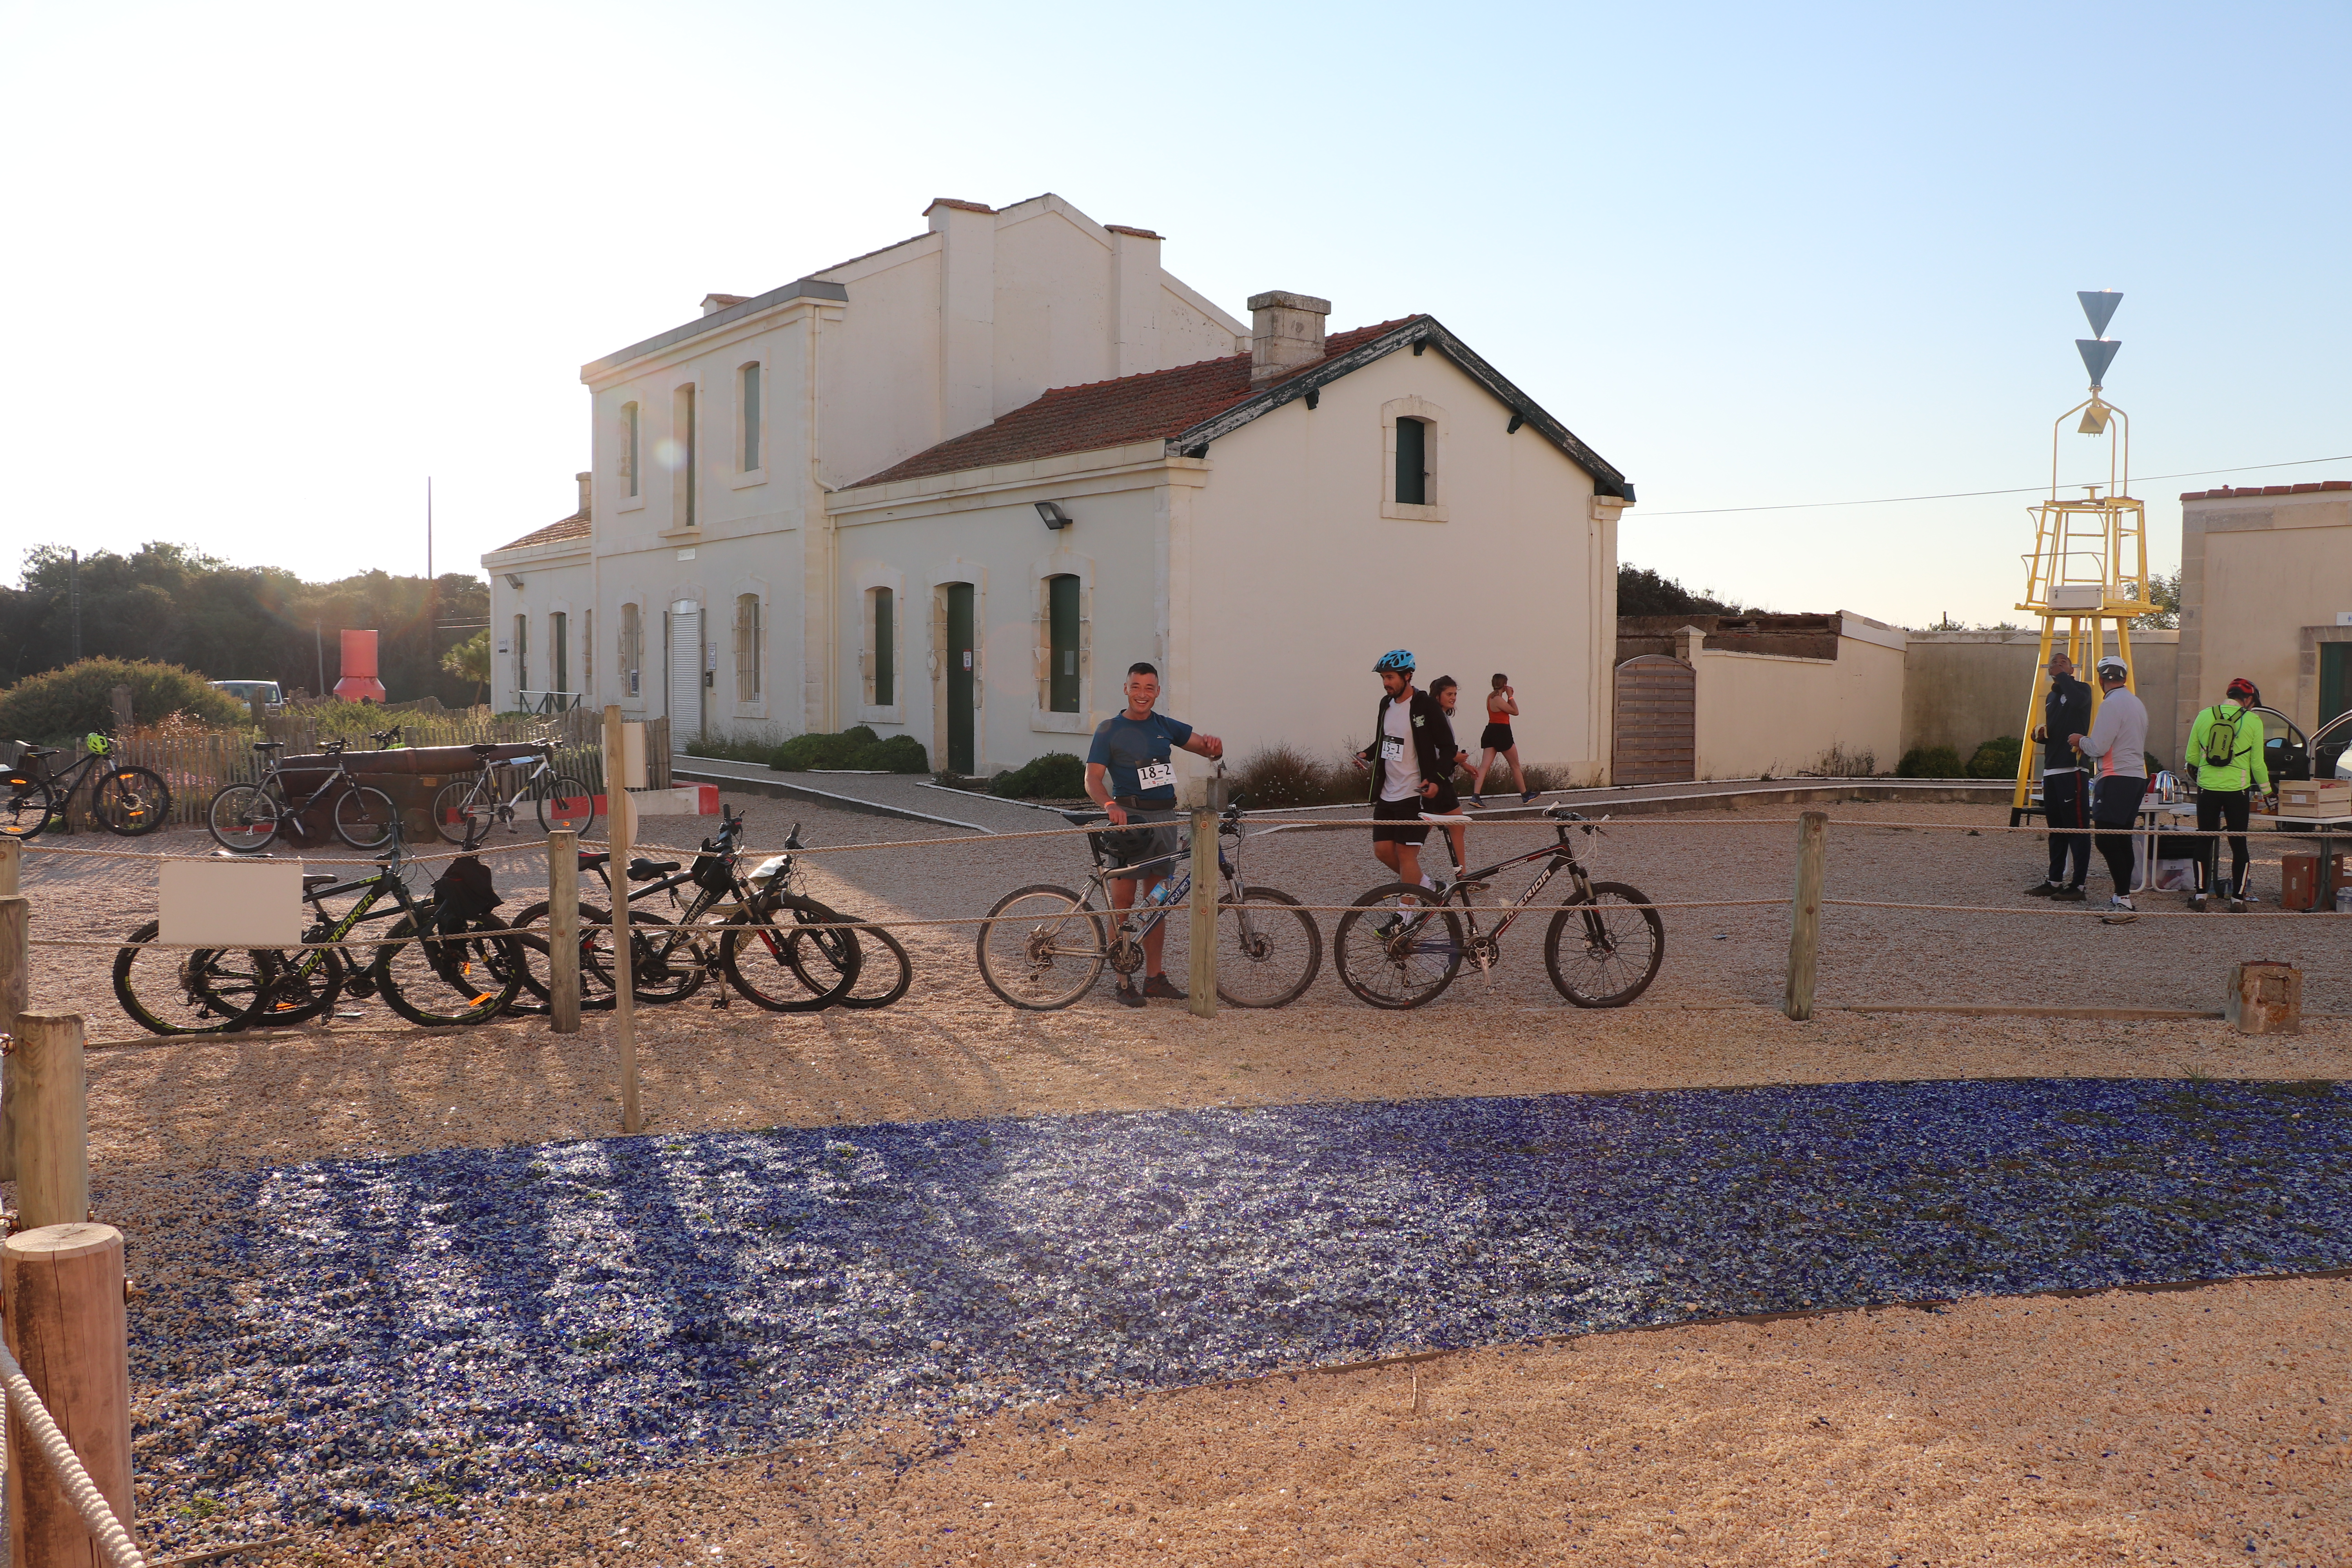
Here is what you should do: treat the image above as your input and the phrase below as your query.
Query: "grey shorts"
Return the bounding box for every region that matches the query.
[1099,810,1183,879]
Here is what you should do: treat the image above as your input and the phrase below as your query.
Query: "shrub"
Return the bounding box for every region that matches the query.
[1966,735,2024,779]
[990,752,1088,799]
[1895,744,1967,778]
[684,732,780,766]
[1808,744,1877,778]
[0,658,246,744]
[769,726,927,774]
[1230,742,1361,809]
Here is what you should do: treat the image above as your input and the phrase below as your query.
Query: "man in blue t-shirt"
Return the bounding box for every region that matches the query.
[1083,662,1225,1007]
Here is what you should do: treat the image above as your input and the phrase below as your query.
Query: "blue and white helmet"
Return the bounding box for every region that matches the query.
[1372,649,1416,674]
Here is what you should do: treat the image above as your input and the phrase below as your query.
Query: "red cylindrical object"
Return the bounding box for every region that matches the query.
[334,629,385,702]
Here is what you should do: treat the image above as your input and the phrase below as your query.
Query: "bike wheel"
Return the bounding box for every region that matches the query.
[791,918,914,1009]
[2,780,64,842]
[334,786,399,849]
[1544,881,1666,1008]
[91,765,171,836]
[1333,882,1463,1010]
[975,884,1107,1010]
[112,920,279,1036]
[206,784,280,852]
[537,776,599,836]
[1215,887,1322,1007]
[615,910,711,1004]
[430,780,489,846]
[721,895,861,1012]
[503,900,617,1015]
[373,916,525,1026]
[258,946,347,1026]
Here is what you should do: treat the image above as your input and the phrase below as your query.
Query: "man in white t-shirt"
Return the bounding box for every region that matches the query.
[1351,649,1461,892]
[2069,655,2151,915]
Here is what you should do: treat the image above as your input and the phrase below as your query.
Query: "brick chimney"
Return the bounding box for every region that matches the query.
[1248,291,1330,385]
[576,471,592,521]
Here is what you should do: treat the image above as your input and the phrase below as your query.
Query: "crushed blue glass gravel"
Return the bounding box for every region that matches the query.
[132,1076,2352,1547]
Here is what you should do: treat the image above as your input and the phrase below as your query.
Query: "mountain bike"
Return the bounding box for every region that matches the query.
[206,739,399,852]
[4,734,171,841]
[430,739,596,847]
[245,832,527,1028]
[736,822,913,1009]
[1333,806,1664,1010]
[975,792,1321,1010]
[503,806,864,1014]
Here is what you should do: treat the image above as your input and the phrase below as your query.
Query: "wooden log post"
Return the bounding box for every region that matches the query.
[601,707,641,1134]
[13,1016,88,1233]
[4,1223,135,1568]
[0,896,25,1185]
[546,829,581,1035]
[1783,810,1828,1022]
[0,837,20,895]
[1187,807,1217,1020]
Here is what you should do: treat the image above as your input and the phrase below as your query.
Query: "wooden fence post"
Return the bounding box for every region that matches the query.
[1188,807,1218,1019]
[1784,810,1828,1021]
[601,707,641,1135]
[0,838,20,895]
[0,896,25,1185]
[547,829,581,1035]
[12,1016,87,1233]
[4,1222,135,1568]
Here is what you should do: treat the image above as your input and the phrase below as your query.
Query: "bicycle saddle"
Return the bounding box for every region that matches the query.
[301,873,338,892]
[1060,809,1107,826]
[251,740,285,752]
[467,743,499,755]
[628,858,680,878]
[18,744,58,759]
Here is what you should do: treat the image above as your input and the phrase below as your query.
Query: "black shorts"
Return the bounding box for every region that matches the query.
[1480,723,1515,751]
[1425,780,1461,816]
[1372,795,1430,844]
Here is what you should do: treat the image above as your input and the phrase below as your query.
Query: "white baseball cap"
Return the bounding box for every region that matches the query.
[2094,655,2129,677]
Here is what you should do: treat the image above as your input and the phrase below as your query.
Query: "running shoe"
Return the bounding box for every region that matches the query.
[1141,974,1187,1002]
[2107,895,2136,913]
[2049,886,2087,902]
[1520,790,1539,804]
[2188,893,2207,912]
[2023,881,2062,897]
[1468,793,1484,807]
[1113,980,1145,1008]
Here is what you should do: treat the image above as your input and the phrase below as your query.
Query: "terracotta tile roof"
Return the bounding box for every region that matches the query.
[853,321,1417,488]
[491,510,590,554]
[2180,479,2350,501]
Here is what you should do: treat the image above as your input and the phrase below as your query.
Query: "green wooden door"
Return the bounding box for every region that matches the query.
[1048,575,1081,713]
[946,583,976,775]
[2322,644,2351,729]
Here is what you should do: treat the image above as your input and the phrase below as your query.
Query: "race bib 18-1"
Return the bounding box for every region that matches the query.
[1135,760,1176,791]
[1379,736,1405,762]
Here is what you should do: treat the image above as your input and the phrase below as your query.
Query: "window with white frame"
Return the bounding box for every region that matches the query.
[1046,574,1082,713]
[673,383,697,528]
[620,603,642,698]
[734,593,762,701]
[1381,396,1448,521]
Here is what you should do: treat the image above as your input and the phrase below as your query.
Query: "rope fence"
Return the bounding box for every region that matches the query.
[0,1295,147,1568]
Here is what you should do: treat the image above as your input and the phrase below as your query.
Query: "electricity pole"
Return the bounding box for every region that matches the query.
[68,549,81,662]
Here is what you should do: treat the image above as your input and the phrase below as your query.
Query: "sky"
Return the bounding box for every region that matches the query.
[3,1,2346,628]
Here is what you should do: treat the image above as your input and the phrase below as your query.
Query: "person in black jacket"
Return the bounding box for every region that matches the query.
[1353,649,1459,891]
[2025,651,2093,900]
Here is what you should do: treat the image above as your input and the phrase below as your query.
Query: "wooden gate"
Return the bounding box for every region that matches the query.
[1613,655,1695,784]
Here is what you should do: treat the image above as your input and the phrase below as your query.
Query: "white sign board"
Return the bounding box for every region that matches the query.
[160,859,306,947]
[621,721,648,789]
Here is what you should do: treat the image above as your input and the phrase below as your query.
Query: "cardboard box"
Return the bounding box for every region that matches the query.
[2278,780,2352,817]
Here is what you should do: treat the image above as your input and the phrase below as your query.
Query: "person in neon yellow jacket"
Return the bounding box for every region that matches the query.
[2184,677,2270,911]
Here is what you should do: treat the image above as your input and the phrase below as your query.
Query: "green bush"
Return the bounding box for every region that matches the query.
[684,733,779,765]
[990,752,1087,799]
[0,658,246,744]
[1966,735,2024,779]
[768,726,927,774]
[1229,742,1364,808]
[1895,744,1968,778]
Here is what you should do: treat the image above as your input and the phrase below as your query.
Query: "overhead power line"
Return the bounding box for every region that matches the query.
[1637,452,2352,518]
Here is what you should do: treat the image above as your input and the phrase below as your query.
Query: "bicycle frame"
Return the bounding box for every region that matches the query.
[454,745,563,819]
[1440,818,1604,955]
[253,746,367,833]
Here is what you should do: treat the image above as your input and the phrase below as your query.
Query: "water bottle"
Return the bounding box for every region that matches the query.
[2336,885,2352,915]
[1147,876,1173,906]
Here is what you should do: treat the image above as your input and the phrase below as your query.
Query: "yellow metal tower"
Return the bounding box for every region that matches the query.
[2010,291,2152,820]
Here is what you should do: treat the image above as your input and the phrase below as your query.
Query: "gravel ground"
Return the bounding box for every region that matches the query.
[116,1078,2352,1553]
[9,791,2350,1564]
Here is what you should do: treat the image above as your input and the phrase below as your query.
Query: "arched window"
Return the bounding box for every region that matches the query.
[551,612,569,695]
[1047,574,1081,713]
[734,593,762,700]
[674,383,698,528]
[619,401,640,498]
[739,363,762,472]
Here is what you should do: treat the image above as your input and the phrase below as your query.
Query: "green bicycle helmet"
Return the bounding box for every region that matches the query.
[84,732,112,756]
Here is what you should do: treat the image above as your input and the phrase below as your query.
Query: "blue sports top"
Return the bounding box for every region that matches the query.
[1087,711,1194,806]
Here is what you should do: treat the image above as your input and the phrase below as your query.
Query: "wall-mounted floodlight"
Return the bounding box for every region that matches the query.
[1034,501,1073,530]
[505,573,526,590]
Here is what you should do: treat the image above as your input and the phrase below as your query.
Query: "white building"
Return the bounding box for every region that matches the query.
[486,193,1634,790]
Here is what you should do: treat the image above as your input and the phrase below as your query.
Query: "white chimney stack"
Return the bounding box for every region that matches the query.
[576,471,592,520]
[1248,290,1330,385]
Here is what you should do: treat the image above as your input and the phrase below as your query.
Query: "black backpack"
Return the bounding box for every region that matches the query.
[430,855,503,931]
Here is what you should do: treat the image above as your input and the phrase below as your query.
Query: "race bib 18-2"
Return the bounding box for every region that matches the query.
[1135,760,1176,791]
[1379,736,1405,762]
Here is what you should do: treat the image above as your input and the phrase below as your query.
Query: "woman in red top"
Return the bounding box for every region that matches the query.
[1470,673,1534,804]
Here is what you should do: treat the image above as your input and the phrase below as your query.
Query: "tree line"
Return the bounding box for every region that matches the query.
[0,543,490,708]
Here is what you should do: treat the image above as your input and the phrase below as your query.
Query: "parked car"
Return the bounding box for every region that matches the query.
[211,679,285,713]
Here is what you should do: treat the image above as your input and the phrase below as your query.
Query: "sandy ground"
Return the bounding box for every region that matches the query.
[11,792,2351,1565]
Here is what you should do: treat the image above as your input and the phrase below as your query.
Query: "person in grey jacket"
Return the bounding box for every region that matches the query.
[2069,655,2151,913]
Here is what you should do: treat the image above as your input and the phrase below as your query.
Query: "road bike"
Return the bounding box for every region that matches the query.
[1332,806,1664,1010]
[430,739,596,847]
[206,738,399,852]
[975,791,1321,1010]
[3,734,171,841]
[114,829,528,1033]
[504,806,866,1014]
